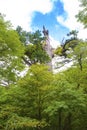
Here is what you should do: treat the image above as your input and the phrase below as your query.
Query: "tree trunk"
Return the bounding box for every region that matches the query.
[63,112,72,130]
[78,54,82,71]
[58,109,62,130]
[37,89,42,121]
[67,112,72,130]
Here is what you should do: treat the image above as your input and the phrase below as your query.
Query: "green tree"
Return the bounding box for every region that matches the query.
[16,25,31,45]
[0,64,87,130]
[67,30,78,39]
[73,41,87,71]
[76,0,87,28]
[28,30,44,44]
[0,64,53,130]
[19,64,53,120]
[44,69,87,130]
[54,46,63,56]
[0,14,25,86]
[22,30,50,65]
[55,30,79,58]
[16,26,50,65]
[16,25,27,44]
[25,43,50,64]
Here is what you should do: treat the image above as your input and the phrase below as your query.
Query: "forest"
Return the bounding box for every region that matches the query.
[0,0,87,130]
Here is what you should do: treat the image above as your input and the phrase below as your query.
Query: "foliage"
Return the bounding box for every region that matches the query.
[0,13,87,130]
[28,30,44,44]
[76,0,87,28]
[0,64,53,129]
[67,30,78,39]
[25,43,50,64]
[23,30,50,64]
[73,41,87,70]
[16,26,50,65]
[0,14,25,86]
[0,62,87,130]
[54,46,63,56]
[55,30,79,57]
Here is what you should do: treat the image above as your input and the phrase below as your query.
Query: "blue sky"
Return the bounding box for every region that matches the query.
[0,0,87,48]
[31,0,69,42]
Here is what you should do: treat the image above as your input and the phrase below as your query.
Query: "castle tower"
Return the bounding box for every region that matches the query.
[42,26,53,69]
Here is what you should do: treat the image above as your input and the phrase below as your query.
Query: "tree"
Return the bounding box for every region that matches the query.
[19,64,53,120]
[16,25,27,44]
[54,46,63,56]
[0,64,87,130]
[0,64,53,130]
[16,26,51,66]
[73,40,87,71]
[67,30,78,39]
[44,69,87,130]
[0,14,25,86]
[16,25,32,45]
[22,30,50,65]
[25,43,50,64]
[76,0,87,28]
[28,30,44,44]
[55,30,79,58]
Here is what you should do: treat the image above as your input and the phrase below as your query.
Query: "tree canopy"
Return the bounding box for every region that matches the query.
[0,14,25,85]
[0,12,87,130]
[76,0,87,28]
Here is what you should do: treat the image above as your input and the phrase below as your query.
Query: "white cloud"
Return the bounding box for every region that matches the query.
[57,0,87,40]
[0,0,53,31]
[50,36,61,48]
[78,28,87,40]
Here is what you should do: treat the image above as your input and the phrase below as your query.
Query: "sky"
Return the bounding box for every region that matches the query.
[0,0,87,48]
